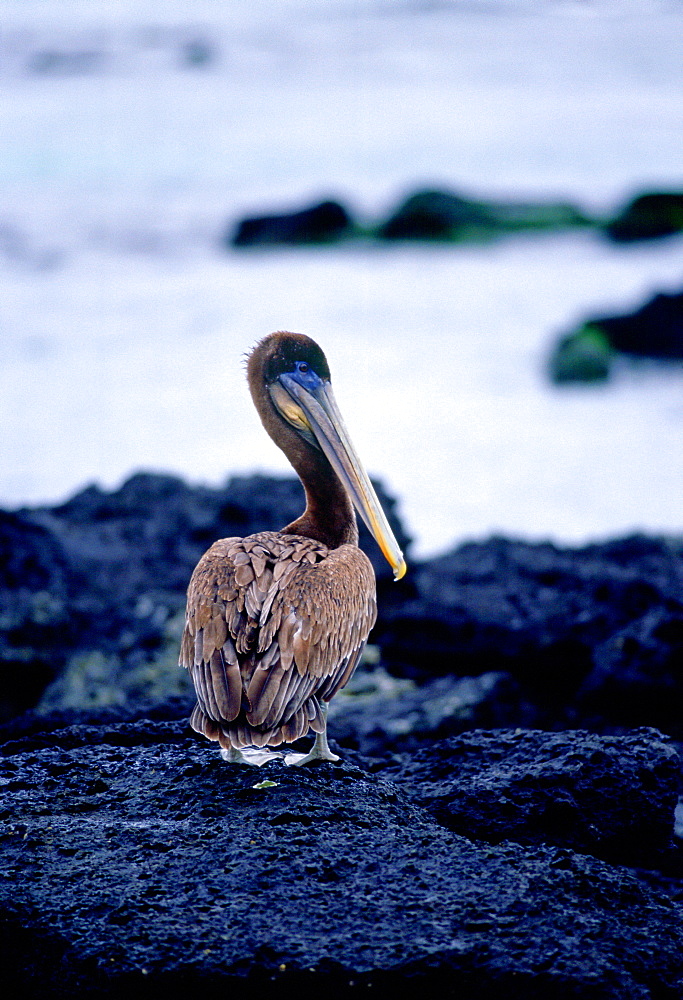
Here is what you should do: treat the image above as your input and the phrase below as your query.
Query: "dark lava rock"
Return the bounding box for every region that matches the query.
[593,289,683,360]
[3,666,523,764]
[377,535,683,735]
[0,472,408,721]
[379,189,492,239]
[377,188,590,241]
[389,728,681,866]
[605,191,683,243]
[230,199,353,247]
[0,510,81,717]
[328,668,525,757]
[549,288,683,383]
[549,324,613,384]
[579,608,683,732]
[5,470,683,748]
[2,720,683,999]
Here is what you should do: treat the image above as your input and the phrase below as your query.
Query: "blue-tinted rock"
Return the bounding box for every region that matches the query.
[376,535,683,736]
[230,200,352,247]
[0,473,408,720]
[1,721,682,999]
[605,191,683,243]
[593,290,683,359]
[378,188,590,241]
[389,727,681,866]
[579,608,683,731]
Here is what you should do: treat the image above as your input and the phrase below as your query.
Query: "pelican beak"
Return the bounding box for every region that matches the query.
[275,374,407,581]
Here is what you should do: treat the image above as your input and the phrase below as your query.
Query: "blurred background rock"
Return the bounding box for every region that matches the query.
[1,0,682,559]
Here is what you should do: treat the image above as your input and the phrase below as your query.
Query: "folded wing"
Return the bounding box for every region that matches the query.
[180,531,376,749]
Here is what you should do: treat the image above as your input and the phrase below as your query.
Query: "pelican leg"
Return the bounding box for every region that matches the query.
[285,704,340,766]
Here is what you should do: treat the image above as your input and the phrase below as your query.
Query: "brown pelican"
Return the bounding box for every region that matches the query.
[180,331,406,765]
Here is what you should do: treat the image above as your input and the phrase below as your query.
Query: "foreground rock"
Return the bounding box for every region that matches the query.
[3,476,682,749]
[1,721,682,999]
[0,472,408,723]
[4,473,683,997]
[388,728,680,867]
[376,534,683,739]
[327,668,520,756]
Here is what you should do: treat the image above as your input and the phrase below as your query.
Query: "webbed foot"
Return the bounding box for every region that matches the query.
[220,747,285,767]
[285,746,340,766]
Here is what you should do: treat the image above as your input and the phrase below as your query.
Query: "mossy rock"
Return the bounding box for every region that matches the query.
[484,200,591,232]
[551,288,683,383]
[37,611,192,714]
[377,188,592,242]
[605,191,683,242]
[549,324,613,384]
[378,190,492,240]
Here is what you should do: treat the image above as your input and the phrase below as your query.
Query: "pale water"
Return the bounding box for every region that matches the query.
[1,0,682,556]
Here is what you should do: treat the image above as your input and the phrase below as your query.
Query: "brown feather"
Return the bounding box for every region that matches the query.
[221,651,243,721]
[259,655,303,730]
[245,660,286,726]
[201,659,221,720]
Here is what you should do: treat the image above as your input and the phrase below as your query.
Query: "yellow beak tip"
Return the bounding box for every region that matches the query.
[393,558,407,582]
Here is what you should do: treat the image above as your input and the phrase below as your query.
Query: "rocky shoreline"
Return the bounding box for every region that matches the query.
[226,188,683,250]
[2,473,682,997]
[226,187,683,385]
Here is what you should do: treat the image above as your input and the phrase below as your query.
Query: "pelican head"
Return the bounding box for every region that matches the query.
[249,331,407,581]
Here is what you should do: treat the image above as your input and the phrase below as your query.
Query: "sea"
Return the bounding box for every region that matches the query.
[1,0,682,557]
